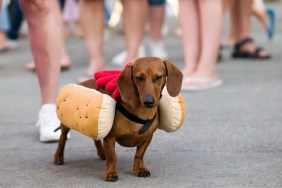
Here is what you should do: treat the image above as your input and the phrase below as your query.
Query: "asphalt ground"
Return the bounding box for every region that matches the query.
[0,2,282,187]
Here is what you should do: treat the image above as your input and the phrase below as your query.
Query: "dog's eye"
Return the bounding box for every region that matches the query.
[155,75,162,81]
[136,76,144,82]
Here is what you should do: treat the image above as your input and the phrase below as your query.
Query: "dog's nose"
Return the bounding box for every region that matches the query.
[144,95,154,108]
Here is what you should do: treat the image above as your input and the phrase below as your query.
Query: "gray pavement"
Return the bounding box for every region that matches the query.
[1,2,282,187]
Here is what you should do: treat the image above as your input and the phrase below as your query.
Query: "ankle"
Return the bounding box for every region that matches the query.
[40,103,56,112]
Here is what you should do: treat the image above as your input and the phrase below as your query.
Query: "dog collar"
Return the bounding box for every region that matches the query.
[116,101,156,135]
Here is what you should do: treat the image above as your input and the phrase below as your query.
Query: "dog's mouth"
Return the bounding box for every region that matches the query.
[145,105,154,108]
[143,101,158,108]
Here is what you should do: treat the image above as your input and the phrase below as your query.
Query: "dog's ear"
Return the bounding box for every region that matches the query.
[163,59,183,97]
[117,64,136,102]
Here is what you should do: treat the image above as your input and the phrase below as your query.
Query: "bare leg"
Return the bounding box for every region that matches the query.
[232,0,269,57]
[148,5,165,42]
[19,0,62,105]
[0,32,9,51]
[79,0,105,82]
[223,0,239,45]
[252,4,268,30]
[192,0,223,79]
[237,0,252,40]
[123,0,148,65]
[178,0,200,76]
[148,3,168,58]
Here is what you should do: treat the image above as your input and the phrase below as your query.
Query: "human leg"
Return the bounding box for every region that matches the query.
[148,0,168,58]
[123,0,148,65]
[148,0,165,42]
[181,0,223,91]
[222,0,239,47]
[252,2,268,29]
[0,1,10,52]
[78,0,105,82]
[178,0,200,76]
[6,0,24,41]
[252,0,275,40]
[231,0,270,58]
[19,0,64,142]
[193,0,223,79]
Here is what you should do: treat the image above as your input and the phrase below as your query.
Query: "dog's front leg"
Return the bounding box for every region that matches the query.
[103,136,118,182]
[133,136,153,177]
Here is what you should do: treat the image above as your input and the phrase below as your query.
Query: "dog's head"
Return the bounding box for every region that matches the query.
[117,57,183,108]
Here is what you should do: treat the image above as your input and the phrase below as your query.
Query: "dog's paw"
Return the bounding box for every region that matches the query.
[135,168,151,177]
[53,154,64,165]
[105,172,119,182]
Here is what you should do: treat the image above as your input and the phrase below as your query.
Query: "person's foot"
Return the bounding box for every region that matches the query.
[0,43,9,52]
[77,73,94,83]
[77,59,104,83]
[149,40,168,59]
[25,56,71,72]
[36,104,70,142]
[111,45,146,66]
[232,37,270,59]
[0,32,10,52]
[221,37,235,49]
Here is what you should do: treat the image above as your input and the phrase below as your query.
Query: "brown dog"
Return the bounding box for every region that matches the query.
[53,57,183,181]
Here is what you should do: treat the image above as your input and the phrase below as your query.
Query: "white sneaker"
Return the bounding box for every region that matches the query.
[111,45,146,66]
[149,40,168,59]
[36,104,70,142]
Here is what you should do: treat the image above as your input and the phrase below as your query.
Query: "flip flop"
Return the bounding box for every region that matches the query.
[181,77,223,92]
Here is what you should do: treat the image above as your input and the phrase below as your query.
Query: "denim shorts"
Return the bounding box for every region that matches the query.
[148,0,166,6]
[0,3,10,31]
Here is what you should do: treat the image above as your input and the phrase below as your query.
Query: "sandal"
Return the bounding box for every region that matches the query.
[232,37,271,59]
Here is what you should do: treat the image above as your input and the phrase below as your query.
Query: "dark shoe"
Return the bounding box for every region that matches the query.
[232,37,271,59]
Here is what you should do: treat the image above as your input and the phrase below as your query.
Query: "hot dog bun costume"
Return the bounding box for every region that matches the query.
[56,84,116,140]
[56,70,186,140]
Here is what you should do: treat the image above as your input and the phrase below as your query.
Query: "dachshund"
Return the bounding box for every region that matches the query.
[53,57,183,181]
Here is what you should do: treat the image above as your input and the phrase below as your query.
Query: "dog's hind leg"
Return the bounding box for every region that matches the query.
[94,140,106,160]
[53,123,70,165]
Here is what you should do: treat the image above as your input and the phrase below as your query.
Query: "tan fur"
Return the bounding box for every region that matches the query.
[53,57,183,181]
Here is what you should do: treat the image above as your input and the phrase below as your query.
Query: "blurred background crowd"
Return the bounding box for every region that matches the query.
[0,0,277,84]
[0,0,279,142]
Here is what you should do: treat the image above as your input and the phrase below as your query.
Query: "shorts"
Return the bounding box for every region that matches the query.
[148,0,166,6]
[0,3,10,31]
